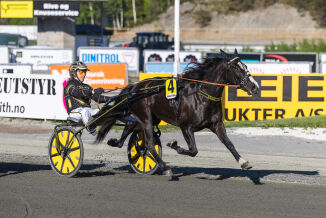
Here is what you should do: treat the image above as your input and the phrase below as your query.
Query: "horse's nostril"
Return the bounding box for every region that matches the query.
[252,86,258,94]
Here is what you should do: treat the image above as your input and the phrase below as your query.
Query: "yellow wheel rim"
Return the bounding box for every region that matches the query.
[49,128,83,177]
[128,130,161,175]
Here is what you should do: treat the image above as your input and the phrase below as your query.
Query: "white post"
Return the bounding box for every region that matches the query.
[173,0,180,77]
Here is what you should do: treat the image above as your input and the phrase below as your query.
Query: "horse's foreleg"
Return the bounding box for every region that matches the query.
[210,121,252,170]
[167,127,198,157]
[142,122,173,176]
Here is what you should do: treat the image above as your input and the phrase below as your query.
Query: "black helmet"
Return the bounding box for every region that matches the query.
[69,61,89,78]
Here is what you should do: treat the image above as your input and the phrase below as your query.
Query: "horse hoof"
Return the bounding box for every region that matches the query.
[162,168,173,176]
[107,139,122,148]
[241,161,252,170]
[166,140,178,150]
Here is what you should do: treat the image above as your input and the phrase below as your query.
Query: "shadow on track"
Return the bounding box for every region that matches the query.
[167,166,319,185]
[0,162,106,178]
[77,164,115,177]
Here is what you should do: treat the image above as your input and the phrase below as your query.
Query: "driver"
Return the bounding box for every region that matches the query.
[64,61,109,135]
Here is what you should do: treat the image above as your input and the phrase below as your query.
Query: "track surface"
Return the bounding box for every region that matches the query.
[1,122,326,217]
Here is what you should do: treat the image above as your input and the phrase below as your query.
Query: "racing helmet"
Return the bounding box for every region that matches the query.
[69,61,89,78]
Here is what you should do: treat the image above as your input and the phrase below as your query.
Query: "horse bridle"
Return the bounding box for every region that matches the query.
[227,57,251,89]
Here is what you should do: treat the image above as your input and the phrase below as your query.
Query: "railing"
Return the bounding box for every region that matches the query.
[110,27,326,42]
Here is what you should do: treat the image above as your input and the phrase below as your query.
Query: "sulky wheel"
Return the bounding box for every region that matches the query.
[48,127,84,177]
[127,130,162,175]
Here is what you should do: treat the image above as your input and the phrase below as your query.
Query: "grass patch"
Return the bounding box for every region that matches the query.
[110,116,326,131]
[112,116,326,132]
[224,115,326,128]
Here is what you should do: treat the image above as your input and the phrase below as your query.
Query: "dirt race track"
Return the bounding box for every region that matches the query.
[1,119,326,217]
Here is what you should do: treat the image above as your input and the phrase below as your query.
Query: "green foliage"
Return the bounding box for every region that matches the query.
[242,46,256,52]
[2,0,325,29]
[264,39,326,53]
[0,18,36,25]
[76,0,173,27]
[284,0,326,27]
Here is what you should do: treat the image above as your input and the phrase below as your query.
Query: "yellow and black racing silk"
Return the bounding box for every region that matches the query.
[64,79,109,114]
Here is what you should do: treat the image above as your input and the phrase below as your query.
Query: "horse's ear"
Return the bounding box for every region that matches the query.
[234,49,238,56]
[220,49,228,59]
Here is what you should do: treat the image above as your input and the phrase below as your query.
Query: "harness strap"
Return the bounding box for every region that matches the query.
[199,90,222,102]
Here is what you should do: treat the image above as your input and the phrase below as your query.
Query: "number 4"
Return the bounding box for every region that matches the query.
[168,80,174,93]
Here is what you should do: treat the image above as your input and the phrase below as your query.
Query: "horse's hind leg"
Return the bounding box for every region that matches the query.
[167,127,198,157]
[210,121,252,170]
[131,105,172,176]
[107,122,138,148]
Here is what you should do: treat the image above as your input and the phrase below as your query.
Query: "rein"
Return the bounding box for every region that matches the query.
[180,77,239,88]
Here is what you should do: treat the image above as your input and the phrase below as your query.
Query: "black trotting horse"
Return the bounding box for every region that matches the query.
[96,49,259,176]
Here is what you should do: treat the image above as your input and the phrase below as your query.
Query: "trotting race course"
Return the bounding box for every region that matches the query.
[0,118,326,217]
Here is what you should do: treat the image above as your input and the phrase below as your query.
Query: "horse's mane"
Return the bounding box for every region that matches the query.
[182,56,225,80]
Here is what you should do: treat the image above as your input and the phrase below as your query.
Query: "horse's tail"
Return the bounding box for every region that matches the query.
[95,85,133,143]
[95,108,128,143]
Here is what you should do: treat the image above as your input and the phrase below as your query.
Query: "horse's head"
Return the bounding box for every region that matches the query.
[221,49,259,95]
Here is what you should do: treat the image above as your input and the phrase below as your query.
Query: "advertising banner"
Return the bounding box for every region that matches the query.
[144,50,202,63]
[50,64,128,90]
[321,63,326,74]
[0,46,9,64]
[139,72,172,81]
[12,48,73,71]
[145,63,195,73]
[262,52,318,72]
[224,74,326,121]
[321,53,326,63]
[0,1,33,18]
[0,74,68,120]
[0,64,32,75]
[33,1,80,17]
[78,47,139,72]
[206,52,261,63]
[246,63,311,74]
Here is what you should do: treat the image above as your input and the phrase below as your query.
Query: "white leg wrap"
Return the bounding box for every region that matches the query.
[238,158,247,166]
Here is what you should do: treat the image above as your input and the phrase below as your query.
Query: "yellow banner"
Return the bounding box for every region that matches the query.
[224,74,326,121]
[139,73,172,81]
[0,1,33,18]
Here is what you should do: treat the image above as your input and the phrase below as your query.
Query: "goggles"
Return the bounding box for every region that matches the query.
[77,69,87,75]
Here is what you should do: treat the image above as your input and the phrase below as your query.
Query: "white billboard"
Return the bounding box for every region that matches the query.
[0,46,9,64]
[321,53,326,63]
[0,74,68,120]
[12,48,73,71]
[144,49,202,63]
[321,63,326,74]
[0,64,32,74]
[247,62,311,74]
[78,47,139,72]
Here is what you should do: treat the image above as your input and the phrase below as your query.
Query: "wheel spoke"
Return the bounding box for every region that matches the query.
[147,154,158,164]
[67,155,76,169]
[60,158,66,173]
[130,152,141,164]
[50,153,60,158]
[143,156,146,173]
[65,131,70,146]
[133,136,142,154]
[67,147,80,154]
